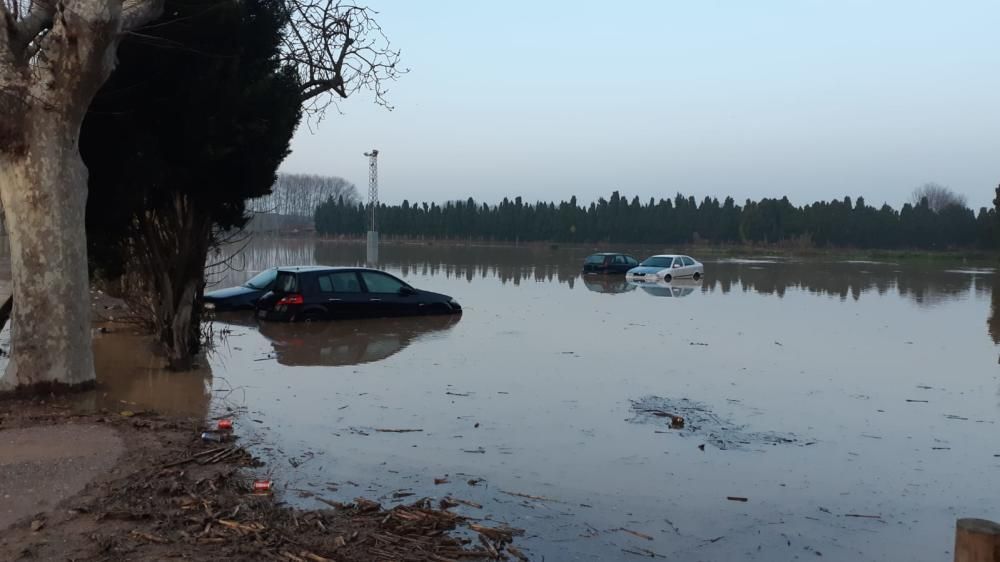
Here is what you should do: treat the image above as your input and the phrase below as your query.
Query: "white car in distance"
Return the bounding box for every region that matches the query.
[626,254,704,282]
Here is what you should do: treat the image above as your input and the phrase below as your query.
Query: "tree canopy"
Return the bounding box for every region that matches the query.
[316,191,997,250]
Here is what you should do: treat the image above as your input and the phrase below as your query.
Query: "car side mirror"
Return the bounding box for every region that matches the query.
[673,263,682,268]
[399,286,416,296]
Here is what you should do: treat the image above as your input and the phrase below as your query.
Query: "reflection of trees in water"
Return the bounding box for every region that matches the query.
[703,263,987,307]
[212,239,989,308]
[207,237,318,289]
[989,276,1000,345]
[312,242,584,289]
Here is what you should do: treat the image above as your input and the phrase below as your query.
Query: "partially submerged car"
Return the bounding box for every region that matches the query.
[203,268,278,311]
[256,266,462,322]
[582,252,639,274]
[626,255,704,282]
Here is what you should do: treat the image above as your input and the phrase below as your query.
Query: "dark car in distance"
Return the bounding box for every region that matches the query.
[203,267,279,311]
[582,252,639,274]
[256,266,462,322]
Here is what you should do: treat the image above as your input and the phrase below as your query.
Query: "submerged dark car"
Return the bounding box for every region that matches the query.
[256,266,462,322]
[203,268,278,311]
[582,252,639,274]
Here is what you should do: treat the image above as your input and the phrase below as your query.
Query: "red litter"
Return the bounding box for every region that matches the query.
[217,419,234,431]
[252,480,273,494]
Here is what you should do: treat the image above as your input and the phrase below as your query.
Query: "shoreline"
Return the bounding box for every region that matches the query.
[257,233,1000,263]
[0,397,523,561]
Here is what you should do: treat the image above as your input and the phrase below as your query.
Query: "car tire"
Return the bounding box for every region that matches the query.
[303,312,323,322]
[693,272,701,280]
[664,274,672,282]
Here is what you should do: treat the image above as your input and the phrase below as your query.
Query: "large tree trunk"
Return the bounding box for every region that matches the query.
[0,0,163,393]
[0,121,95,391]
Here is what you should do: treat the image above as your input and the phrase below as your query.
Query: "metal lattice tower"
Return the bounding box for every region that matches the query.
[364,149,379,231]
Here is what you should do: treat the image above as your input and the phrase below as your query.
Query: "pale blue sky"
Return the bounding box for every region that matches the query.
[281,1,1000,209]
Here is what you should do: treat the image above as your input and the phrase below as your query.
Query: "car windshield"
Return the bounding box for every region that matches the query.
[585,255,606,264]
[640,257,674,268]
[244,268,277,290]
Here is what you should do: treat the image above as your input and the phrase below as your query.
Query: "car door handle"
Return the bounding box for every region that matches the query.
[369,298,382,302]
[328,298,342,302]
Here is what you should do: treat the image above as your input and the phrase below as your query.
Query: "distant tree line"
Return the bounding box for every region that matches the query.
[315,186,1000,249]
[249,173,359,217]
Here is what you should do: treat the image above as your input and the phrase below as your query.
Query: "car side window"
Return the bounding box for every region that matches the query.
[319,272,362,293]
[613,255,626,265]
[683,257,695,266]
[672,258,682,268]
[626,256,638,266]
[275,272,298,292]
[360,271,407,294]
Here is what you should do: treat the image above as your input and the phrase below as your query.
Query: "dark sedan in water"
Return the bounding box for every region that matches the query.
[582,252,639,274]
[256,266,462,322]
[203,268,278,311]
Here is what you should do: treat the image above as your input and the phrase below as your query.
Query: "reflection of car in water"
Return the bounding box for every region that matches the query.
[629,278,701,298]
[256,314,461,367]
[582,275,638,294]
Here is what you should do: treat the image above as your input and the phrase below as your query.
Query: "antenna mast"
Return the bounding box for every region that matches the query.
[364,149,379,231]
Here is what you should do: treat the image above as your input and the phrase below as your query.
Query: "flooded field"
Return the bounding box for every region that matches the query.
[91,239,1000,561]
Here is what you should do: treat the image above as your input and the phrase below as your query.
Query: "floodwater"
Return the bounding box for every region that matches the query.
[92,239,1000,561]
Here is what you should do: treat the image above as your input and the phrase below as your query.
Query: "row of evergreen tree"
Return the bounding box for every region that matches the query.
[314,191,999,249]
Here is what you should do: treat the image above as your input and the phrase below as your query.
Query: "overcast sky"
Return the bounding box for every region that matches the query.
[280,1,1000,210]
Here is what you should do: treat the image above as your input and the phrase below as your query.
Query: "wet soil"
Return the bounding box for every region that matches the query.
[0,398,522,561]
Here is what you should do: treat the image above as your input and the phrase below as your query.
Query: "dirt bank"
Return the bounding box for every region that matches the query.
[0,398,525,561]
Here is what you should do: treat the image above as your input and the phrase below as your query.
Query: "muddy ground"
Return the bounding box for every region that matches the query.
[0,398,525,561]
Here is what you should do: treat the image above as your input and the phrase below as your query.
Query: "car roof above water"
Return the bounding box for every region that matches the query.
[276,266,379,274]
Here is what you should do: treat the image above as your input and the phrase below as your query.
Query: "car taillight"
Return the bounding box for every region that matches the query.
[277,294,304,305]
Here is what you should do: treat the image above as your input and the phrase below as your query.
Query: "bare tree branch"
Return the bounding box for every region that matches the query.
[11,1,54,54]
[281,1,406,116]
[122,0,164,32]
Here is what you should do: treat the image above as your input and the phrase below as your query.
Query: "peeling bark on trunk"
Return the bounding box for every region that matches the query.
[0,127,95,391]
[0,0,163,393]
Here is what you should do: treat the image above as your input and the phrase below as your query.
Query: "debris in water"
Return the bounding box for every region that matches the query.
[726,496,748,502]
[622,546,666,558]
[630,396,800,450]
[442,496,482,509]
[374,428,423,433]
[500,490,561,503]
[905,399,929,403]
[844,513,882,520]
[463,447,486,454]
[619,527,654,540]
[434,477,449,485]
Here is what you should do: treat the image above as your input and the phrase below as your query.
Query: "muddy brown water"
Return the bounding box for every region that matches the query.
[25,239,1000,561]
